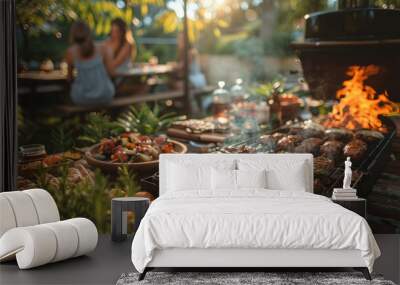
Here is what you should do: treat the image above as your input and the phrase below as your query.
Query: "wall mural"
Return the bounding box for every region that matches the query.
[14,0,400,234]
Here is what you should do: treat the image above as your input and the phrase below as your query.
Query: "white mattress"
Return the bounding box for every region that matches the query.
[131,190,380,273]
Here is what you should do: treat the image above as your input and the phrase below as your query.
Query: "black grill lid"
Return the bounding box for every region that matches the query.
[305,8,400,41]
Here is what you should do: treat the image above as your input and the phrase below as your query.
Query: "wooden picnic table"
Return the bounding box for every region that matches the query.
[18,64,175,83]
[115,64,174,77]
[17,64,176,96]
[18,70,70,98]
[18,70,68,81]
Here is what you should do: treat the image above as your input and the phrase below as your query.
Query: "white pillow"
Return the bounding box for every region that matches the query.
[266,164,306,191]
[212,168,237,190]
[238,159,307,191]
[167,162,211,191]
[236,169,267,189]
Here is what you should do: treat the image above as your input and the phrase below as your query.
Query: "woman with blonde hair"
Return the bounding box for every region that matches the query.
[65,20,115,105]
[103,17,136,74]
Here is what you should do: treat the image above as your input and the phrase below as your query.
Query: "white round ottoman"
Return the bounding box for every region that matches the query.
[0,189,98,269]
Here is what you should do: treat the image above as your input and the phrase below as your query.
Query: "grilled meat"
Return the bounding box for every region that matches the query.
[276,135,303,152]
[259,132,285,150]
[288,126,303,135]
[324,128,353,142]
[220,145,257,153]
[314,155,335,176]
[343,139,368,161]
[355,130,384,144]
[320,140,344,161]
[299,122,325,139]
[294,138,323,156]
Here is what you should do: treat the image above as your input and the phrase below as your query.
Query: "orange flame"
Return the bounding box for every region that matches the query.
[324,65,398,131]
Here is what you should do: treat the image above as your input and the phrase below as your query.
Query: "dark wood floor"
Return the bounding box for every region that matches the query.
[1,235,399,285]
[0,235,134,285]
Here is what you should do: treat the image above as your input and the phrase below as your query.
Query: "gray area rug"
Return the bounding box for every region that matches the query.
[116,272,396,285]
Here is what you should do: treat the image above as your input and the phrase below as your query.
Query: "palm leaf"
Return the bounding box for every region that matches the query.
[117,103,178,135]
[78,112,121,146]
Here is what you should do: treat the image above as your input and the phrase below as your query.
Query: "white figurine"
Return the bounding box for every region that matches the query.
[343,157,352,189]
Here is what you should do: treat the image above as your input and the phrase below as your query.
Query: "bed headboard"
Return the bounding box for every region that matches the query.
[159,153,313,196]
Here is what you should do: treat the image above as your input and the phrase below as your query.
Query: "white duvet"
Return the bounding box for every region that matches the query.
[131,190,380,273]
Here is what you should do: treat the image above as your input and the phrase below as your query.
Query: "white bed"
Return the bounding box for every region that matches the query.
[131,154,380,280]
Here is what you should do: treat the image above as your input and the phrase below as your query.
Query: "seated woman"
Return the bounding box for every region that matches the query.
[65,21,115,106]
[103,18,136,75]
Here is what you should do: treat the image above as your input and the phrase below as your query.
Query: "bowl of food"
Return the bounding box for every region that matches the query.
[85,133,187,174]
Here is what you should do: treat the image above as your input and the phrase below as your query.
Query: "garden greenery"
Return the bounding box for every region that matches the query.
[41,164,141,233]
[78,112,123,146]
[118,103,179,135]
[26,104,177,232]
[24,105,177,233]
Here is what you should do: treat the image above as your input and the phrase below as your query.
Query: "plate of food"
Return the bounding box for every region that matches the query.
[85,133,187,173]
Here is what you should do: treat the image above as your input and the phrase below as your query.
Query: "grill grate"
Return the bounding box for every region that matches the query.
[219,117,397,197]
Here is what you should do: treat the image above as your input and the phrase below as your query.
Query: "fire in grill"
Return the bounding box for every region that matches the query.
[323,65,398,131]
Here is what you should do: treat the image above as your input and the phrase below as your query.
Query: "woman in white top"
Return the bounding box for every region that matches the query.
[103,18,136,75]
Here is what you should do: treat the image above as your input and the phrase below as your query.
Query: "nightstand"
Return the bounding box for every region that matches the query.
[331,198,367,219]
[111,197,150,242]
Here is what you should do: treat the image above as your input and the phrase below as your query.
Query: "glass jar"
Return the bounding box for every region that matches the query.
[19,144,47,162]
[212,81,231,119]
[230,78,247,103]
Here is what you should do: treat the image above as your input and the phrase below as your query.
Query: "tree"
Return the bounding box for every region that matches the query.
[16,0,162,61]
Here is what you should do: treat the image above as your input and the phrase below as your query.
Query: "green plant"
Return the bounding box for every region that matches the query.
[117,104,178,135]
[78,112,122,146]
[46,163,73,219]
[251,77,287,99]
[44,163,143,233]
[252,82,275,98]
[34,164,51,189]
[17,105,40,146]
[46,166,111,232]
[50,123,75,153]
[90,170,110,232]
[116,166,141,197]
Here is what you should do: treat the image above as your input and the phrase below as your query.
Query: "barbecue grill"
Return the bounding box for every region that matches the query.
[291,1,400,102]
[219,116,397,198]
[288,0,399,199]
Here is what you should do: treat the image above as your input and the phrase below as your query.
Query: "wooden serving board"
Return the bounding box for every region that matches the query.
[166,127,228,143]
